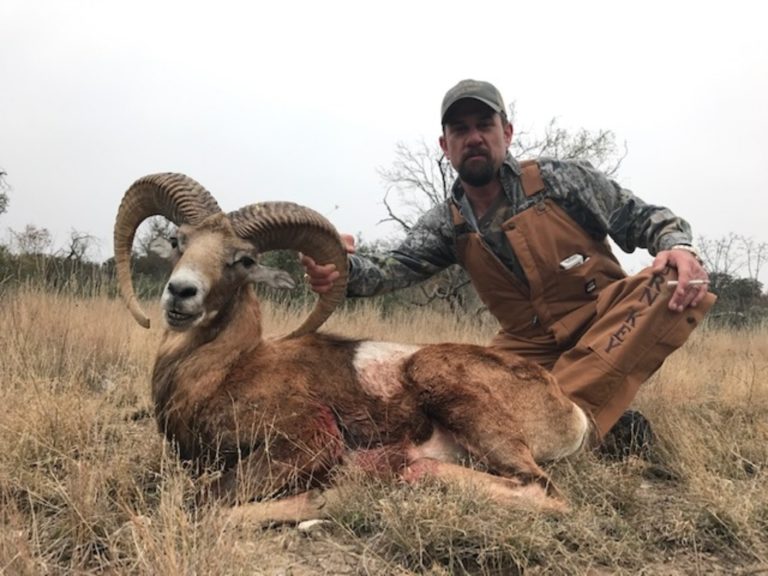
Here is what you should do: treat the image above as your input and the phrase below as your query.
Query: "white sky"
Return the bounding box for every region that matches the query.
[2,0,767,281]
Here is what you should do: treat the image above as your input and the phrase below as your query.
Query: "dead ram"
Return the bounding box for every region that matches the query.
[113,173,591,523]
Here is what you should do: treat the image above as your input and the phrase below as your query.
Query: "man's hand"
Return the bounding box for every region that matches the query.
[652,248,709,312]
[300,234,356,294]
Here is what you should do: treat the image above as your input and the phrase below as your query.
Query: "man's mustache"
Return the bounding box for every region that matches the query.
[461,148,490,162]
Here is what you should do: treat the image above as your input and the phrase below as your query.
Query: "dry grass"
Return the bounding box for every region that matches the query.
[1,286,766,575]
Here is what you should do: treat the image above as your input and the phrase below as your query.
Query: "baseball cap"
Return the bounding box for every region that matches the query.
[441,79,506,124]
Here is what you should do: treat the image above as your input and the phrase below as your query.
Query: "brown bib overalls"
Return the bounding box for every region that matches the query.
[451,161,716,437]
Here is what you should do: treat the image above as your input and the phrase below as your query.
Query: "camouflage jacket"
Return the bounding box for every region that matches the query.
[347,154,694,297]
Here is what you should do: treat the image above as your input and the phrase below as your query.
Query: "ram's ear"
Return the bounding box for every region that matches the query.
[149,237,175,259]
[247,265,296,290]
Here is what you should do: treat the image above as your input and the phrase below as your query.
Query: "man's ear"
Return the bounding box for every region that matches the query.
[439,134,449,158]
[504,121,514,146]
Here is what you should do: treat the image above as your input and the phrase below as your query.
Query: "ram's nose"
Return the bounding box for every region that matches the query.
[166,280,198,300]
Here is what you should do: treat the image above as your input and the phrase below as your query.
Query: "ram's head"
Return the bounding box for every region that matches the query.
[113,173,348,337]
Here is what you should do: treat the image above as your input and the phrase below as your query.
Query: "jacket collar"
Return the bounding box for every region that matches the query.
[450,152,520,202]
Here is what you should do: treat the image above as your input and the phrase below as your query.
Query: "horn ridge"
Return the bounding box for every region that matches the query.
[229,202,348,337]
[113,172,221,328]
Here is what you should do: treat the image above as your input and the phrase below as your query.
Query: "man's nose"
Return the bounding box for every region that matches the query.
[465,127,483,144]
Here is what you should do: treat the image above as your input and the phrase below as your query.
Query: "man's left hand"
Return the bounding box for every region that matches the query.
[652,249,709,312]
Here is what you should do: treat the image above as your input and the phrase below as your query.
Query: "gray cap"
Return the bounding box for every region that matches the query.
[441,79,506,124]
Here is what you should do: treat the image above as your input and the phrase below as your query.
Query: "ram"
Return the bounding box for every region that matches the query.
[114,173,591,523]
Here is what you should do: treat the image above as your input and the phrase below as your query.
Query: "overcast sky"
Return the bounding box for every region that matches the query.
[2,0,767,281]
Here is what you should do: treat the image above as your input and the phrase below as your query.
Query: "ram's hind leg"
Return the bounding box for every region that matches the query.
[403,344,585,497]
[402,458,568,513]
[406,424,566,512]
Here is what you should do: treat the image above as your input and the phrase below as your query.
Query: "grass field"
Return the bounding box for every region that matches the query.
[1,287,766,575]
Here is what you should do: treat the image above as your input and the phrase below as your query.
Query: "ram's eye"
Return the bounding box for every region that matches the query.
[169,237,179,250]
[238,256,256,269]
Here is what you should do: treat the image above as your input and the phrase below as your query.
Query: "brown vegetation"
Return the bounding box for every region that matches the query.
[1,286,767,574]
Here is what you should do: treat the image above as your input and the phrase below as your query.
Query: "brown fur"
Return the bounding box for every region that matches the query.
[147,219,590,522]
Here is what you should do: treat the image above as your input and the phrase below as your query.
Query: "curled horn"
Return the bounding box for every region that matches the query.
[228,202,348,338]
[113,173,222,328]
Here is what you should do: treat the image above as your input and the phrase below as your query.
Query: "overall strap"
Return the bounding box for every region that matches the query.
[449,201,474,236]
[518,160,546,198]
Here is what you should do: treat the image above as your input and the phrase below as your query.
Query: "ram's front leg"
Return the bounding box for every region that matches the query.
[227,486,345,525]
[211,403,346,513]
[218,433,348,525]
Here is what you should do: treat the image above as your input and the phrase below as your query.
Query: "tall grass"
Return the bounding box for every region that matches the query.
[1,285,766,574]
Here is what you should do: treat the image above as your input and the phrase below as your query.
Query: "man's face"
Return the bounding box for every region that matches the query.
[439,99,513,187]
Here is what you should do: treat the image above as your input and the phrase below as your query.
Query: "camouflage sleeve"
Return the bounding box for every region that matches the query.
[539,159,693,255]
[346,203,457,297]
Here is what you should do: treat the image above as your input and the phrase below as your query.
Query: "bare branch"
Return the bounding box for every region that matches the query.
[512,119,624,175]
[376,139,457,232]
[379,189,413,232]
[55,228,99,262]
[10,224,52,255]
[135,216,176,257]
[739,236,768,281]
[0,168,9,216]
[697,233,747,278]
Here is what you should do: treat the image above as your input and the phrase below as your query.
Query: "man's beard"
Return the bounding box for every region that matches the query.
[457,152,496,187]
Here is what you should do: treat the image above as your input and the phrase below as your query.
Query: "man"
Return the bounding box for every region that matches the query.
[303,79,715,452]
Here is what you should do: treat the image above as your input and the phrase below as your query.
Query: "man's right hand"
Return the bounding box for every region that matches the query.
[300,233,356,294]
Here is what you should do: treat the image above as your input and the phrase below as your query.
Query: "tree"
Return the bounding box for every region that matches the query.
[512,113,625,176]
[56,229,99,262]
[134,216,176,257]
[11,224,52,255]
[697,233,768,326]
[375,109,627,314]
[697,233,767,288]
[0,168,9,216]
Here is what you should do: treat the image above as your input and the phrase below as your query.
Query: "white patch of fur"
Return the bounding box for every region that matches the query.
[162,266,209,313]
[550,404,591,460]
[352,341,421,399]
